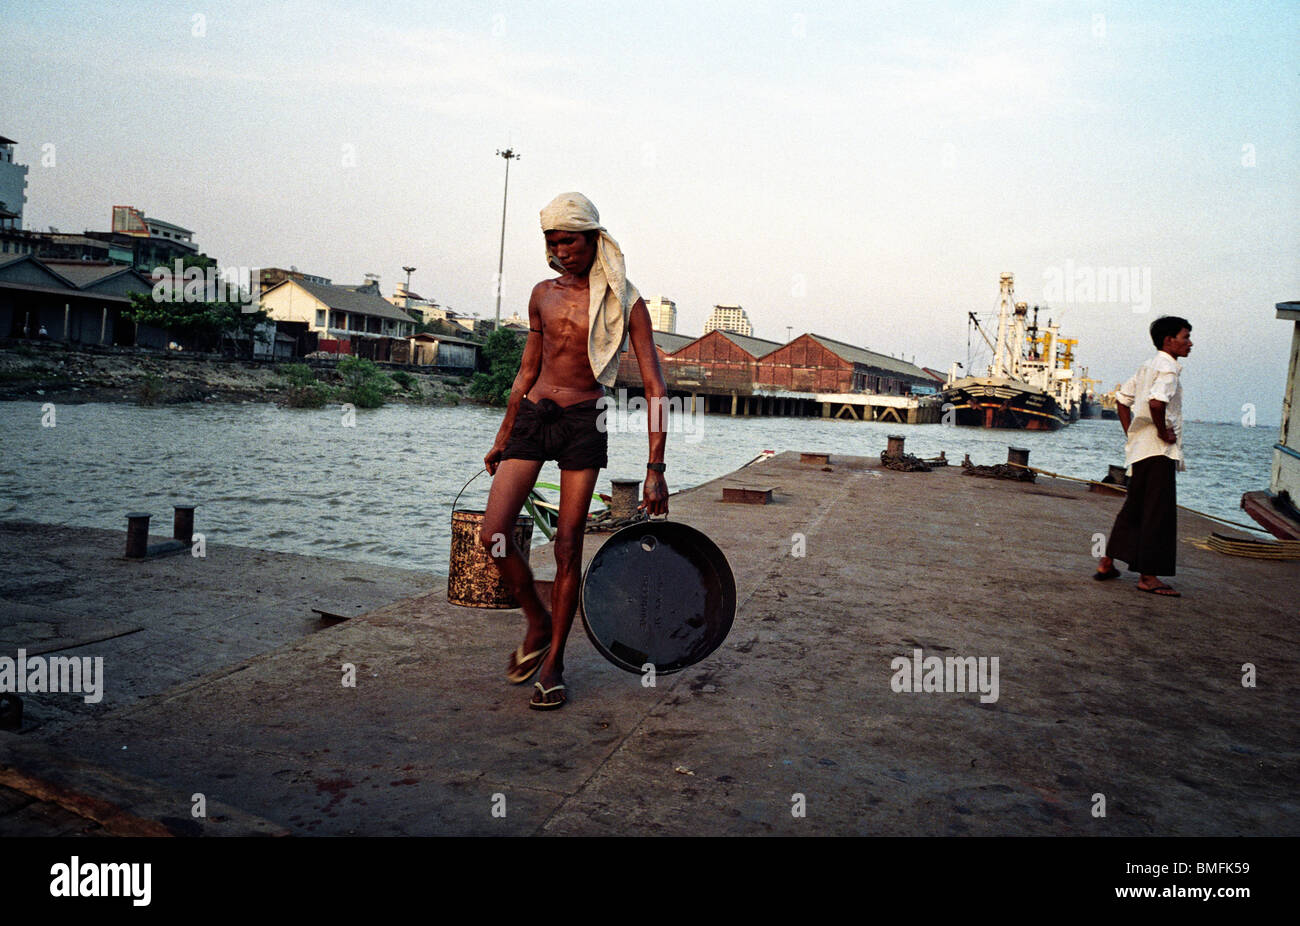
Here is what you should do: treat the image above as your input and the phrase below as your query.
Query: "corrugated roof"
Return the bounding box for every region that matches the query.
[718,330,783,358]
[0,254,79,289]
[808,334,927,378]
[39,261,129,287]
[652,331,696,353]
[412,333,479,346]
[291,279,418,324]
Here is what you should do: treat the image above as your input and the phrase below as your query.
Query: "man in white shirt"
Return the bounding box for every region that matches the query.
[1094,316,1193,596]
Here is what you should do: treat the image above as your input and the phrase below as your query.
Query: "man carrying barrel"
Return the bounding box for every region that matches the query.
[480,192,669,710]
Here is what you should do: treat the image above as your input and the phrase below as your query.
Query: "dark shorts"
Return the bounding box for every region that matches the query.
[501,396,608,471]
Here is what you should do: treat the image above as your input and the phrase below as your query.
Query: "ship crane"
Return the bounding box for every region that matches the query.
[968,312,997,353]
[939,272,1077,430]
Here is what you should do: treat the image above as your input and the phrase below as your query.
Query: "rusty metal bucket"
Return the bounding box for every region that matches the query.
[447,469,533,608]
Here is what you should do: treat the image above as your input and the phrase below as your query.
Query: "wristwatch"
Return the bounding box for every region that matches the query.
[646,462,666,473]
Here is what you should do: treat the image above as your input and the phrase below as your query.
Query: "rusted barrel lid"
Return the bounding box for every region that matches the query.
[580,520,736,675]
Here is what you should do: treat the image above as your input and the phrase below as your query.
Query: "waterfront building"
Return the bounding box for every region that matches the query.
[646,296,677,333]
[0,227,39,258]
[260,267,333,291]
[25,207,201,272]
[0,253,156,345]
[662,329,782,394]
[613,330,696,389]
[389,282,444,325]
[140,215,194,246]
[408,332,479,370]
[703,304,753,337]
[258,277,418,359]
[755,333,932,395]
[0,135,28,231]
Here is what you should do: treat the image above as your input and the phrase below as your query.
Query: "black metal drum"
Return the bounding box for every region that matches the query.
[580,520,736,675]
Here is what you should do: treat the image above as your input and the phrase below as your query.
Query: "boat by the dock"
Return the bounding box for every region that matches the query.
[941,376,1068,430]
[1242,300,1300,539]
[940,272,1086,431]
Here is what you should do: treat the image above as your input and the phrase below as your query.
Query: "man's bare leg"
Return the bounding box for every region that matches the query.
[533,466,600,705]
[480,458,552,660]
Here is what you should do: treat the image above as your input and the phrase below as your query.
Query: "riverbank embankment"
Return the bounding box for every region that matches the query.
[1,451,1296,836]
[0,341,471,406]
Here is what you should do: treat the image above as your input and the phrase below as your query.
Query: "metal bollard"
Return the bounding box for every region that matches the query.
[1007,446,1030,469]
[887,434,906,456]
[125,512,151,558]
[609,479,641,520]
[173,504,196,543]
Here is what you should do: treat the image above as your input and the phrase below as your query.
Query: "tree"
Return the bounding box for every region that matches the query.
[124,254,269,355]
[468,327,524,406]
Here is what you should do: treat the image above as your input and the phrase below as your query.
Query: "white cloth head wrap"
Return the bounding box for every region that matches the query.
[539,192,640,387]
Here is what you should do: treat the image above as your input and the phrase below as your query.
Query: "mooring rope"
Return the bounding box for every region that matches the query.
[1205,532,1300,560]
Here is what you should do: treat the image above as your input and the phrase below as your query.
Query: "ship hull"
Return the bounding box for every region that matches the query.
[940,378,1068,430]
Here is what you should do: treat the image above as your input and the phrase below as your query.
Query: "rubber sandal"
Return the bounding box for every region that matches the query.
[507,643,550,683]
[529,682,567,710]
[1138,582,1181,597]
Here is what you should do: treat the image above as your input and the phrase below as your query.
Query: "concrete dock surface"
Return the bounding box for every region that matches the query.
[1,451,1296,836]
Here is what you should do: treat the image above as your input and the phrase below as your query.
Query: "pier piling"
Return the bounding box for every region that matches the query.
[173,504,196,544]
[125,512,151,559]
[609,479,641,520]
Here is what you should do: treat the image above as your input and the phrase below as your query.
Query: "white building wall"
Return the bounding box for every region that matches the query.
[704,304,752,337]
[259,282,328,332]
[0,142,29,224]
[646,296,677,333]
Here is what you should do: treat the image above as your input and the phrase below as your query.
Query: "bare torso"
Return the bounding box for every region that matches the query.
[528,275,604,404]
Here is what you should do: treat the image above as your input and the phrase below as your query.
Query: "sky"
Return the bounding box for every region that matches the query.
[2,0,1296,423]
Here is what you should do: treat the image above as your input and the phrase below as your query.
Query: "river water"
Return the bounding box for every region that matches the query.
[0,400,1277,574]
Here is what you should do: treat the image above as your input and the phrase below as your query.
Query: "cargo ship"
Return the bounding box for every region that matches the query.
[940,273,1087,431]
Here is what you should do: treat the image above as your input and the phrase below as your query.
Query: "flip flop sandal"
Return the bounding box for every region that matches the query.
[1138,583,1181,597]
[1093,567,1122,581]
[507,643,550,683]
[529,682,567,710]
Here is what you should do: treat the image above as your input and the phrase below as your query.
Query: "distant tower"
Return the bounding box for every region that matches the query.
[703,304,753,337]
[0,135,28,229]
[646,296,677,333]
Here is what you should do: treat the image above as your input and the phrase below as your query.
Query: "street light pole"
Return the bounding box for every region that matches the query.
[494,147,520,330]
[402,266,416,309]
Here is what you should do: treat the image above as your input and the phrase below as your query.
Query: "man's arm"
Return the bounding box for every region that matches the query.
[484,285,545,475]
[1115,373,1136,435]
[1149,399,1176,444]
[1148,362,1179,444]
[626,296,668,514]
